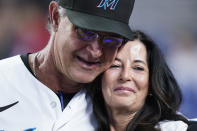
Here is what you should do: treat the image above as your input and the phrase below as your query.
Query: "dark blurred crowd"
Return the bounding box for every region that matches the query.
[0,0,50,59]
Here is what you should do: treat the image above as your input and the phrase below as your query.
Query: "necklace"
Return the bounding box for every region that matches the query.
[33,53,39,77]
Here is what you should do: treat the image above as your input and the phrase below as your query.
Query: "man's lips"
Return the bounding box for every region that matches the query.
[76,56,100,69]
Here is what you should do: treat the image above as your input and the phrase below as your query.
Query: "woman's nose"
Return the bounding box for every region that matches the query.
[119,68,132,82]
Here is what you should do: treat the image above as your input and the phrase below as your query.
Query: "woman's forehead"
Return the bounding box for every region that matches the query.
[117,40,147,60]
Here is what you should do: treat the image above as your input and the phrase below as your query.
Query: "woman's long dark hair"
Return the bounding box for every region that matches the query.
[87,30,188,131]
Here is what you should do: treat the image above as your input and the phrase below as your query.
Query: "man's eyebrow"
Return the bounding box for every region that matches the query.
[134,60,147,65]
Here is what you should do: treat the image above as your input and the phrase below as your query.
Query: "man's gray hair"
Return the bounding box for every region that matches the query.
[46,6,67,34]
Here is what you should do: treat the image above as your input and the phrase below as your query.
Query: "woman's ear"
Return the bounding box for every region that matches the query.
[49,1,60,32]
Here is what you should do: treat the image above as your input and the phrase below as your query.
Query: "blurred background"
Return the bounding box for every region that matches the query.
[0,0,196,118]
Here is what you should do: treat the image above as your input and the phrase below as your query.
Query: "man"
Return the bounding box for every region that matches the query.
[0,0,135,130]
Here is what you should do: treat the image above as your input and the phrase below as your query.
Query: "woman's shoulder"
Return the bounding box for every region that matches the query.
[187,119,197,131]
[155,120,188,131]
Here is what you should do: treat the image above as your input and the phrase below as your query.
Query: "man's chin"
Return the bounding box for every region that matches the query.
[73,74,97,84]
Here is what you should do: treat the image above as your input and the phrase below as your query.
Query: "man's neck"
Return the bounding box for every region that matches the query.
[29,51,83,94]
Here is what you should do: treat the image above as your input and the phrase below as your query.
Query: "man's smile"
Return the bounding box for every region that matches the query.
[76,56,100,70]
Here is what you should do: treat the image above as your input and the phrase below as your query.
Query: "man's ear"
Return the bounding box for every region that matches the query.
[49,1,60,32]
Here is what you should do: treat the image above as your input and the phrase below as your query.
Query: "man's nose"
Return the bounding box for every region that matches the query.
[86,41,103,58]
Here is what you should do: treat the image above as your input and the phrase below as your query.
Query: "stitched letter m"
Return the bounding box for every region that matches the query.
[97,0,119,10]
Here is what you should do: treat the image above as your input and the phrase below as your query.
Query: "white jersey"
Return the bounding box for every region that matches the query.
[156,120,188,131]
[0,55,97,131]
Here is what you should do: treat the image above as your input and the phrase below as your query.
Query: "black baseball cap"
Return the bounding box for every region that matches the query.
[58,0,135,40]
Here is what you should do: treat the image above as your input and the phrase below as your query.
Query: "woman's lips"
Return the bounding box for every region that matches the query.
[114,86,136,94]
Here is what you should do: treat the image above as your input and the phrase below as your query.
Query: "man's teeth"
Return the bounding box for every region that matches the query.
[77,56,98,65]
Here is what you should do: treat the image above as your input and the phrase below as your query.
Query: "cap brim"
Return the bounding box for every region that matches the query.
[66,9,134,40]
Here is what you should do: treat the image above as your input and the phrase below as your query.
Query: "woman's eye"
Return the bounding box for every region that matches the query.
[134,66,144,71]
[110,64,120,68]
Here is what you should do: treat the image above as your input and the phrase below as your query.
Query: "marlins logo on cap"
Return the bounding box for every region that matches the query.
[97,0,120,10]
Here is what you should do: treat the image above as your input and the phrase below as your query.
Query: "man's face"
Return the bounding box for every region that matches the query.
[53,16,120,83]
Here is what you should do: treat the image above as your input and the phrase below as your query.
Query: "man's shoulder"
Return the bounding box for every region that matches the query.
[0,55,22,68]
[0,55,27,82]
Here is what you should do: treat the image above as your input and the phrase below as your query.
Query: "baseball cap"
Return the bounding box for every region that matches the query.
[58,0,135,40]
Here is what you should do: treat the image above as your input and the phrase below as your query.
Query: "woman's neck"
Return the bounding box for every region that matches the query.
[107,107,137,131]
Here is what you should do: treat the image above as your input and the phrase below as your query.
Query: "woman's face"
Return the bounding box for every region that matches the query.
[102,40,149,112]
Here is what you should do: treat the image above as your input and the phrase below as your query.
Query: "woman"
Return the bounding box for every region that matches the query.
[87,31,189,131]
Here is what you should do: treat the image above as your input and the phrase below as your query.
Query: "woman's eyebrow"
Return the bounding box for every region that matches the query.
[134,60,146,65]
[115,58,122,62]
